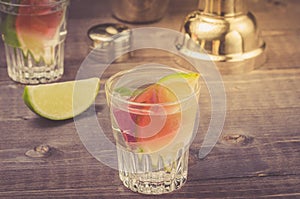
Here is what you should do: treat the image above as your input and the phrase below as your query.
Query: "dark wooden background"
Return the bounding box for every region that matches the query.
[0,0,299,198]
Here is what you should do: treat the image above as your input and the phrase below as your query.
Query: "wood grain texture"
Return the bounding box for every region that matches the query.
[0,0,300,198]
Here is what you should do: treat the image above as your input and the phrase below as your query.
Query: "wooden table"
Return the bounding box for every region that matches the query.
[1,0,299,198]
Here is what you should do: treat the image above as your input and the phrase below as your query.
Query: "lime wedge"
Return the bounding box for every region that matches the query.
[114,87,133,97]
[1,14,20,47]
[23,78,100,120]
[158,72,200,100]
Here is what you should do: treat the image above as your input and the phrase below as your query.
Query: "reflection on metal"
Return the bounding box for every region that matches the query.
[176,0,266,74]
[111,0,170,24]
[88,23,131,63]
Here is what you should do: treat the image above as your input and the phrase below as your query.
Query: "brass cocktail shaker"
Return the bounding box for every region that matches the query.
[177,0,266,74]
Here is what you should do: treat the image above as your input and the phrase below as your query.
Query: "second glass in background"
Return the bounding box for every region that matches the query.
[0,0,70,84]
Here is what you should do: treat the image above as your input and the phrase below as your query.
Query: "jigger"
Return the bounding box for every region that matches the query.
[176,0,266,74]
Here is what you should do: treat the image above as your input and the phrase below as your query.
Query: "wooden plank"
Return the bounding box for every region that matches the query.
[0,103,299,196]
[0,175,299,198]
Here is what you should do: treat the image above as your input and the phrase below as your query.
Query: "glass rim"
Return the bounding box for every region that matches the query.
[0,0,69,7]
[105,66,200,107]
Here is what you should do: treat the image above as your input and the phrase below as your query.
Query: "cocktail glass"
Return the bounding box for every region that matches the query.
[0,0,69,84]
[105,65,200,195]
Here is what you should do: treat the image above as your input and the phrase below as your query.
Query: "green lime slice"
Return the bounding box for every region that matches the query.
[1,14,20,47]
[114,87,134,97]
[157,72,200,100]
[23,78,100,120]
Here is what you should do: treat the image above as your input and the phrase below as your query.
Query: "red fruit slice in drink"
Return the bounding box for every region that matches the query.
[15,0,64,63]
[113,84,181,152]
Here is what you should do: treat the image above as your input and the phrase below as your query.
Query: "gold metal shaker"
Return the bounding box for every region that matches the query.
[176,0,266,74]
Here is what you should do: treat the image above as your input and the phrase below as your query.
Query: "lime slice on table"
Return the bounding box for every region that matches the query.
[23,78,100,120]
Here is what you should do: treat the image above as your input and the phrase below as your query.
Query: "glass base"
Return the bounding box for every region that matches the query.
[117,146,189,195]
[5,43,64,84]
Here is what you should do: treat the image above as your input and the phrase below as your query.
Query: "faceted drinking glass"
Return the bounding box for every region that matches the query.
[0,0,69,84]
[105,65,200,195]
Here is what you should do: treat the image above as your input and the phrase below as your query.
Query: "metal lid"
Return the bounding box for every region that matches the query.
[88,23,130,48]
[87,23,131,63]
